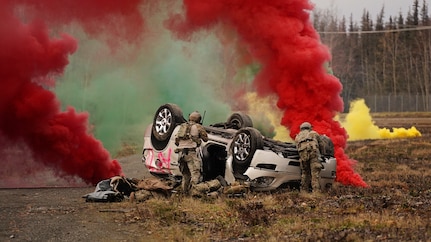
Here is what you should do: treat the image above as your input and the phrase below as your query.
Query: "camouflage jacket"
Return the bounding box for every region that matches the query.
[175,121,208,149]
[295,130,322,153]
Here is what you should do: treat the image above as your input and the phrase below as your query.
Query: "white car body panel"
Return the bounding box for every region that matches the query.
[245,150,337,191]
[142,125,181,176]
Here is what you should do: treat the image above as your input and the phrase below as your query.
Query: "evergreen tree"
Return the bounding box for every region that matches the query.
[312,0,431,110]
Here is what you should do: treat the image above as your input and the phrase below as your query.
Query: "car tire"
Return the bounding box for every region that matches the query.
[151,103,186,150]
[231,127,263,177]
[227,112,253,129]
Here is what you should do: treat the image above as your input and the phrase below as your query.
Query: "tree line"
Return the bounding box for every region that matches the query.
[313,0,431,111]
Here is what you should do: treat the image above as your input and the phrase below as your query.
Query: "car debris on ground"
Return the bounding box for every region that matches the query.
[83,176,174,203]
[83,176,248,203]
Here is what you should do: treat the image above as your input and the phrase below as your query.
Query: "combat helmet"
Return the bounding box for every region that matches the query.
[189,111,202,123]
[300,122,312,130]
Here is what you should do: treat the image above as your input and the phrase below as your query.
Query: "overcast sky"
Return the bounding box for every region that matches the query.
[311,0,430,22]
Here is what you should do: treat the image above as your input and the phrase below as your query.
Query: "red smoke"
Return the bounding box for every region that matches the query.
[9,0,145,48]
[0,0,145,186]
[167,0,367,187]
[1,0,367,187]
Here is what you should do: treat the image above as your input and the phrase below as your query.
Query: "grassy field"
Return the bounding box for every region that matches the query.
[107,114,431,241]
[2,113,429,241]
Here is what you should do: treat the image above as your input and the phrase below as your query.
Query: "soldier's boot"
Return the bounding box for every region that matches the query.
[206,179,222,192]
[191,183,210,198]
[204,179,223,199]
[311,182,323,196]
[192,179,222,198]
[207,191,219,199]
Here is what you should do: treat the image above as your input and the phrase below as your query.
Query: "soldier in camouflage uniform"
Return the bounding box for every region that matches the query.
[175,111,209,196]
[295,122,323,193]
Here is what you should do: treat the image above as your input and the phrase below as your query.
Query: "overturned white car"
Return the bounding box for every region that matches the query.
[142,103,336,191]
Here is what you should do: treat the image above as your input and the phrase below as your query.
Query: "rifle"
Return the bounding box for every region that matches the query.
[201,110,206,125]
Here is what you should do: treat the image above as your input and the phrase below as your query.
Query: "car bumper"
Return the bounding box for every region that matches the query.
[244,150,337,191]
[244,150,301,191]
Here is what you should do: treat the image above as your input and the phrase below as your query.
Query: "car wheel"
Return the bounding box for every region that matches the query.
[227,112,253,129]
[151,103,185,150]
[231,127,263,176]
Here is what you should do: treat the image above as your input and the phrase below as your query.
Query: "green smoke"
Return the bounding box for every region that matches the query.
[55,6,234,155]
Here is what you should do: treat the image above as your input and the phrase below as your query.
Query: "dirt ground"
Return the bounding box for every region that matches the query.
[0,186,163,241]
[1,115,430,241]
[0,154,147,242]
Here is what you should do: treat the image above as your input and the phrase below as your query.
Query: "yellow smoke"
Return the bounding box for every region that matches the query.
[243,95,421,142]
[244,92,291,141]
[341,99,421,141]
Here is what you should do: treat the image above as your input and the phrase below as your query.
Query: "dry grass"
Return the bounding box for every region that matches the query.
[115,137,431,241]
[114,114,431,241]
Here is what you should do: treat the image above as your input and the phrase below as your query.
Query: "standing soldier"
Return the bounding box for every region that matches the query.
[295,122,323,193]
[175,111,209,196]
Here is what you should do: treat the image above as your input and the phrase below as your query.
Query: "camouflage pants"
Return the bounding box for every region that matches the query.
[298,149,321,193]
[178,151,202,195]
[192,179,222,197]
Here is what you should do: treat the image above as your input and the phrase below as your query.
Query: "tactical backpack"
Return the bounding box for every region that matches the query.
[319,135,335,158]
[296,130,318,152]
[176,122,192,140]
